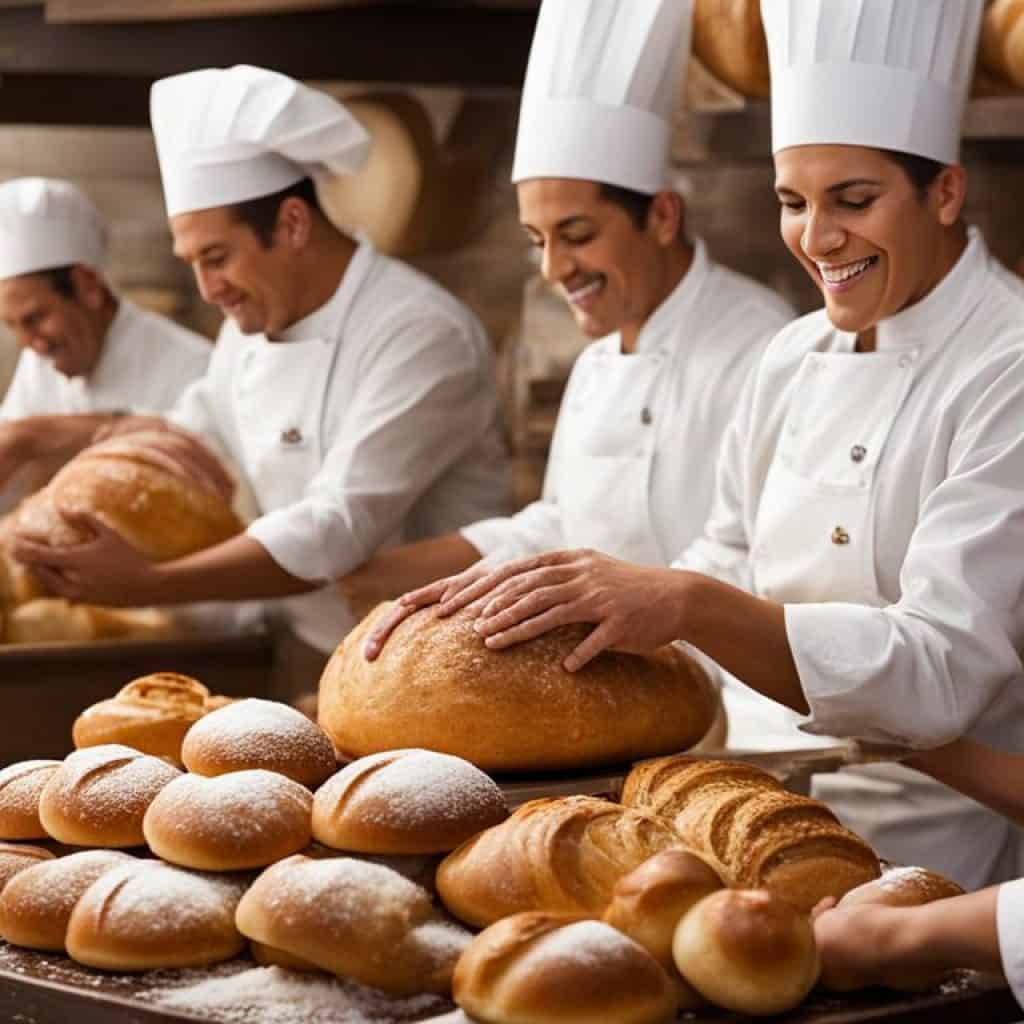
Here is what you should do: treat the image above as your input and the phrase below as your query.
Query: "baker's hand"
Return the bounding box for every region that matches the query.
[362,560,495,660]
[813,902,947,993]
[441,548,687,671]
[11,510,160,607]
[91,414,170,443]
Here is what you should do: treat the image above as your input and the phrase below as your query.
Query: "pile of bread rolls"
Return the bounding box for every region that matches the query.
[0,430,242,645]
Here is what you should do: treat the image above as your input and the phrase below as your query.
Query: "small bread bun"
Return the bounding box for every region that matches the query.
[235,854,470,995]
[839,866,965,908]
[250,941,321,972]
[143,770,313,871]
[0,760,62,839]
[72,673,210,764]
[0,843,54,893]
[603,849,722,1008]
[5,598,95,644]
[672,889,819,1016]
[453,912,678,1024]
[312,749,507,855]
[38,744,181,847]
[66,860,247,970]
[0,850,134,950]
[182,698,337,787]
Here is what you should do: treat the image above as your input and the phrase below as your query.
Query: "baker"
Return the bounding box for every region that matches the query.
[0,178,211,509]
[348,0,792,619]
[12,66,508,693]
[371,0,1024,891]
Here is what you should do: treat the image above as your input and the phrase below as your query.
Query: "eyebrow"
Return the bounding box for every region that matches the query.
[776,178,883,197]
[522,215,594,234]
[174,242,226,262]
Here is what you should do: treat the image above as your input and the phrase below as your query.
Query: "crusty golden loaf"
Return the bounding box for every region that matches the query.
[839,865,964,909]
[980,0,1024,89]
[436,796,681,929]
[319,604,717,773]
[692,0,771,98]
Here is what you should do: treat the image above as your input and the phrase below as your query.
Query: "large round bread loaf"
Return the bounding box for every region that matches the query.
[12,431,241,561]
[319,604,717,773]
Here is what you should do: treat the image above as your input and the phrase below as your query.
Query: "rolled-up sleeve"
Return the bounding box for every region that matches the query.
[998,879,1024,1011]
[790,353,1024,747]
[247,318,494,581]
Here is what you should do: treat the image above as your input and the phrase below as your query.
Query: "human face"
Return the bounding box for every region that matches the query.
[171,206,296,336]
[0,273,104,378]
[517,178,671,342]
[774,145,963,334]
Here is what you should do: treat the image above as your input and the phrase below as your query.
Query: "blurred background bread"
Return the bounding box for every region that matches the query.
[692,0,771,98]
[980,0,1024,89]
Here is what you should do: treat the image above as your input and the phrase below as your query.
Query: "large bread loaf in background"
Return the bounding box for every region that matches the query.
[319,604,717,773]
[692,0,771,98]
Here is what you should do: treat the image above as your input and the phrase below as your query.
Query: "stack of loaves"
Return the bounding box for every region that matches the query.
[0,430,242,645]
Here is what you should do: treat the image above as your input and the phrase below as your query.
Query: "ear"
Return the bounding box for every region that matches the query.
[275,196,315,251]
[648,190,685,245]
[69,264,108,312]
[932,164,968,227]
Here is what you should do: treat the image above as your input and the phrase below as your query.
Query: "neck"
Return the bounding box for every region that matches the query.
[277,230,357,336]
[620,241,694,354]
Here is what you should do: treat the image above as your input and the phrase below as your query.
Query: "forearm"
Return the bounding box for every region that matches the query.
[904,889,1004,978]
[676,571,808,714]
[16,413,121,460]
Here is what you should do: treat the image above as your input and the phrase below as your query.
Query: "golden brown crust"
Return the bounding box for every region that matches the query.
[0,760,62,839]
[692,0,771,98]
[453,912,679,1024]
[5,599,96,644]
[0,843,54,893]
[143,770,313,871]
[980,0,1024,88]
[12,431,241,562]
[319,604,717,773]
[672,889,819,1016]
[436,796,681,929]
[235,853,470,995]
[839,866,965,909]
[311,749,508,855]
[38,744,181,847]
[73,673,210,764]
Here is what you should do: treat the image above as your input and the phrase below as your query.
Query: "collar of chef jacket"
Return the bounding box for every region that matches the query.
[80,296,141,393]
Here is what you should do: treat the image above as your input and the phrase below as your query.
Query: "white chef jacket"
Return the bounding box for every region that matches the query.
[461,240,793,565]
[999,878,1024,1010]
[0,298,211,420]
[677,228,1024,887]
[168,239,508,653]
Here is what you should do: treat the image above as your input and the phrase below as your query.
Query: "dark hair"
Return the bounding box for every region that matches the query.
[228,177,326,248]
[879,149,946,197]
[32,265,76,299]
[598,183,655,230]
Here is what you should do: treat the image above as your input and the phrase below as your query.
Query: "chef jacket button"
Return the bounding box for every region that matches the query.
[641,407,653,425]
[831,525,851,546]
[281,427,303,445]
[850,444,867,463]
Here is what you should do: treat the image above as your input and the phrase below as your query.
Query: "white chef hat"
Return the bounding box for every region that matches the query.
[762,0,984,164]
[512,0,692,194]
[150,65,372,218]
[0,178,109,281]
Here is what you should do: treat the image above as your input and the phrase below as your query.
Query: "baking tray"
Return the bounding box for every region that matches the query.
[0,631,274,763]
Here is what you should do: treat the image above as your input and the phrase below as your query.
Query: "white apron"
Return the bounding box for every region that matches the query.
[746,347,1016,889]
[557,337,673,566]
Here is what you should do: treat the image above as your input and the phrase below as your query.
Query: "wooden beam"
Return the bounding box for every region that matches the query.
[0,73,152,125]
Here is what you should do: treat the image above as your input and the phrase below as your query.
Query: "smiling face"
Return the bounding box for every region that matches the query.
[516,178,683,345]
[774,145,967,335]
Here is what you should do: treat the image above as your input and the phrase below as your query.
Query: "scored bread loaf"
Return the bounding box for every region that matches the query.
[12,430,241,562]
[436,796,682,929]
[692,0,771,98]
[980,0,1024,89]
[0,760,61,839]
[622,756,880,912]
[73,673,210,763]
[453,912,679,1024]
[312,749,508,854]
[320,604,717,773]
[0,843,54,894]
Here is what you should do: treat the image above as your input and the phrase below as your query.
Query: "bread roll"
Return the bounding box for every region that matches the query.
[73,673,210,763]
[235,853,471,995]
[38,744,181,847]
[182,698,337,787]
[12,431,241,562]
[453,912,678,1024]
[672,889,819,1015]
[66,860,247,970]
[622,756,880,912]
[839,865,964,909]
[981,0,1024,89]
[0,850,134,950]
[6,598,95,644]
[0,843,54,893]
[250,941,321,972]
[144,769,313,871]
[692,0,771,98]
[436,796,681,929]
[320,604,716,773]
[603,849,722,1008]
[312,749,507,855]
[0,760,61,839]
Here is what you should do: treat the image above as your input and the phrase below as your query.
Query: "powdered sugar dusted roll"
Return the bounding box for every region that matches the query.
[0,760,61,839]
[0,842,54,893]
